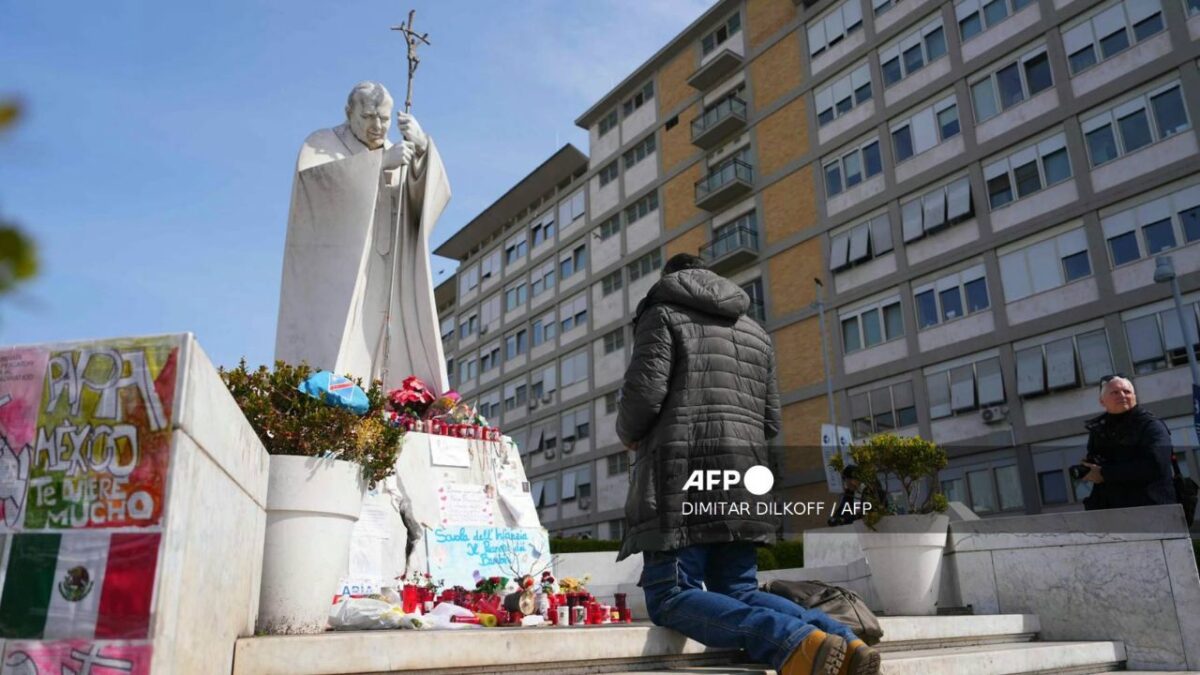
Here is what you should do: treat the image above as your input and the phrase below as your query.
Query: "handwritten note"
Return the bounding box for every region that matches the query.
[436,483,493,527]
[424,526,551,588]
[429,436,470,468]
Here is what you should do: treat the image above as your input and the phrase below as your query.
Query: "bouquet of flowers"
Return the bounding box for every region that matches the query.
[382,375,496,437]
[405,571,443,597]
[475,575,509,596]
[539,571,558,595]
[558,575,591,594]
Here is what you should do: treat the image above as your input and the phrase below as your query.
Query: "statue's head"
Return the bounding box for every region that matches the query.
[345,81,393,150]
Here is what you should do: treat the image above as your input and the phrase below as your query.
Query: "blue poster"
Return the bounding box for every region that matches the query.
[424,526,552,588]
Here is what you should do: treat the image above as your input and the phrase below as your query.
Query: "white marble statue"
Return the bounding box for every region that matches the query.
[275,81,450,393]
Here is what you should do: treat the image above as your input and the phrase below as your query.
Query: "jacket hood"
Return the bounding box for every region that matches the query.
[637,268,749,321]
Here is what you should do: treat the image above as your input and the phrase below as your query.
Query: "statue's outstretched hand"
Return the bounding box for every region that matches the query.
[383,140,415,170]
[396,112,429,153]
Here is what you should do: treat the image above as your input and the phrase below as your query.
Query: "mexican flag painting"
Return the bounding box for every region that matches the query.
[0,531,159,639]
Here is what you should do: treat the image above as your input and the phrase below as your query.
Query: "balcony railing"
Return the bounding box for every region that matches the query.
[700,224,760,274]
[695,158,754,211]
[691,96,748,149]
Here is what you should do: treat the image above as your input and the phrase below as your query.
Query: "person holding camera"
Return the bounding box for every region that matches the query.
[827,465,887,527]
[1077,375,1176,510]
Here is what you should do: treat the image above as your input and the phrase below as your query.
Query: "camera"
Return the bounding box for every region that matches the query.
[1068,456,1104,481]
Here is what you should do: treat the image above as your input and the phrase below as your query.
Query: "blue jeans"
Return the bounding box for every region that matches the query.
[640,542,859,672]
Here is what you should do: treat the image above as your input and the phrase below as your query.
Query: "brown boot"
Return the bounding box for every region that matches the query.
[838,639,882,675]
[780,630,847,675]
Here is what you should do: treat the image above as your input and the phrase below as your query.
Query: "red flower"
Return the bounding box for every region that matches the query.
[489,576,501,585]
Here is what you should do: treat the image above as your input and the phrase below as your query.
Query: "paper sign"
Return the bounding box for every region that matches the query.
[424,526,551,588]
[491,437,538,527]
[2,640,153,675]
[429,436,470,468]
[437,483,493,527]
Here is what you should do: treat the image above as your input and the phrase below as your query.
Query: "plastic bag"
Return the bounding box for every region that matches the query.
[328,598,411,630]
[298,371,369,415]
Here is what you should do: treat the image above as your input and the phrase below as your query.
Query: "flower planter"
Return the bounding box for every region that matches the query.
[856,513,949,616]
[257,455,367,634]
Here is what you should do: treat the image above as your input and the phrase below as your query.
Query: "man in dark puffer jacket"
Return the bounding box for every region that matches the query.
[616,254,879,675]
[1079,375,1177,510]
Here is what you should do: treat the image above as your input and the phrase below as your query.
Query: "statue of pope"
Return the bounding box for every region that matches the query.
[274,81,450,393]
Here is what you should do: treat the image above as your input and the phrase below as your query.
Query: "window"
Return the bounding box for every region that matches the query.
[808,0,864,58]
[459,312,479,339]
[622,81,654,117]
[480,249,501,281]
[901,175,973,243]
[824,137,882,197]
[459,357,478,386]
[1082,82,1191,168]
[604,390,621,415]
[504,328,528,359]
[849,381,918,438]
[598,109,619,137]
[599,161,619,187]
[607,451,630,475]
[1124,304,1200,374]
[598,215,622,241]
[1062,0,1165,76]
[970,46,1053,122]
[533,310,557,347]
[440,316,455,340]
[480,294,501,329]
[559,189,586,227]
[816,62,872,126]
[830,213,893,272]
[913,264,989,329]
[504,282,527,311]
[531,260,556,298]
[602,327,625,354]
[561,406,591,443]
[624,191,660,225]
[890,95,960,163]
[459,264,480,294]
[560,350,589,386]
[531,364,557,400]
[926,355,1004,418]
[478,389,500,421]
[999,227,1091,302]
[628,249,664,282]
[446,357,454,381]
[559,293,588,333]
[841,296,904,353]
[1102,183,1200,266]
[743,279,766,322]
[948,462,1023,513]
[623,134,657,170]
[601,269,624,296]
[1016,328,1112,396]
[984,132,1071,210]
[558,243,587,281]
[504,379,529,412]
[531,212,555,248]
[956,0,1036,42]
[879,17,948,88]
[702,12,742,55]
[504,233,528,266]
[480,343,501,373]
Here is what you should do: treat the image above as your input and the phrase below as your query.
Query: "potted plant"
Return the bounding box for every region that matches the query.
[831,433,948,616]
[221,360,403,634]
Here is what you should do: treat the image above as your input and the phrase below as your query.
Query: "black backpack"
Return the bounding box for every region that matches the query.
[763,579,884,646]
[1171,453,1198,528]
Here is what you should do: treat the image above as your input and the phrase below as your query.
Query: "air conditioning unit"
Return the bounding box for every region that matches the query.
[541,395,552,404]
[578,497,591,510]
[562,438,576,454]
[543,448,555,459]
[479,325,489,335]
[980,405,1009,424]
[528,400,539,410]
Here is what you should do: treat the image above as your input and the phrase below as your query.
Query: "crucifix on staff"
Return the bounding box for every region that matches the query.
[391,9,430,114]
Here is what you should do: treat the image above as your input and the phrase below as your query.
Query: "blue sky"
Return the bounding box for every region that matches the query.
[0,0,710,368]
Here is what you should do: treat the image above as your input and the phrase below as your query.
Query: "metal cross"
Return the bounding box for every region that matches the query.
[390,9,431,113]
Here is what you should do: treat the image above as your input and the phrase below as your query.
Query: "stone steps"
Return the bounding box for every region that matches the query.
[233,614,1065,674]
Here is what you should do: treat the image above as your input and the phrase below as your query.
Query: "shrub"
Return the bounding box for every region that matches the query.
[756,546,779,571]
[220,360,402,487]
[772,540,805,569]
[831,433,948,529]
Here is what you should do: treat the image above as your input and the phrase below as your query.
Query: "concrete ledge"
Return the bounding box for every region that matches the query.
[883,640,1125,675]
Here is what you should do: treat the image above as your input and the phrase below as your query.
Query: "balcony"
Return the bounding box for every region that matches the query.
[695,158,754,212]
[691,96,748,150]
[687,48,744,91]
[700,224,759,275]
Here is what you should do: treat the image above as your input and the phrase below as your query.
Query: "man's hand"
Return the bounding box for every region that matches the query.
[1081,461,1104,484]
[396,112,429,153]
[383,140,415,170]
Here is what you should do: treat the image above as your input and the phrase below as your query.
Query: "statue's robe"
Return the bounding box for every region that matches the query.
[275,122,450,393]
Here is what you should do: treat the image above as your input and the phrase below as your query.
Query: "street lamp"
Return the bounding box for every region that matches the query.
[1154,255,1200,387]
